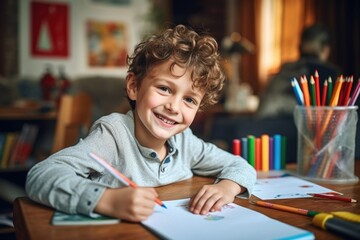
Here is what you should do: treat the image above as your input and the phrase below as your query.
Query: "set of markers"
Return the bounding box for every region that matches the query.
[232,134,287,171]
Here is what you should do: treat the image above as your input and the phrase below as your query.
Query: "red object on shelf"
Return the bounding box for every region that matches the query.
[58,66,71,95]
[40,66,58,101]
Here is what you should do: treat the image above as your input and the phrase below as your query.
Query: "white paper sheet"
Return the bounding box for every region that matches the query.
[253,176,340,200]
[142,198,314,240]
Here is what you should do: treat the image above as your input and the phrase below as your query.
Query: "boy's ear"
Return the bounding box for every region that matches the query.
[126,73,137,100]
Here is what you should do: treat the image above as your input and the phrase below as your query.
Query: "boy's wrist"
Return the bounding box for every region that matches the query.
[94,188,115,217]
[217,179,243,196]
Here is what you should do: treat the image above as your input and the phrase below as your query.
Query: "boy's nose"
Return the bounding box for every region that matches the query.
[165,97,181,113]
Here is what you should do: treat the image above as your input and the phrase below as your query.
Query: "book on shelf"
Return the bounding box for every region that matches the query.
[0,133,6,165]
[0,132,17,169]
[51,211,120,226]
[0,124,39,169]
[9,124,39,166]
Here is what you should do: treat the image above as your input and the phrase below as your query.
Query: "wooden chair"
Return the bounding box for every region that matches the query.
[51,92,93,153]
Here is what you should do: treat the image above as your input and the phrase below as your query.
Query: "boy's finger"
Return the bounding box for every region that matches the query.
[199,195,222,215]
[189,188,206,211]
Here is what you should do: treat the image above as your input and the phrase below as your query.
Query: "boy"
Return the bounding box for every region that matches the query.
[26,25,256,222]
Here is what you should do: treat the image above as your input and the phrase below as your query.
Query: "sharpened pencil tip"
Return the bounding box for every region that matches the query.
[162,204,167,209]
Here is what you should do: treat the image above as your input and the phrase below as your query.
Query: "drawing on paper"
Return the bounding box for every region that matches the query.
[204,214,224,221]
[253,176,339,200]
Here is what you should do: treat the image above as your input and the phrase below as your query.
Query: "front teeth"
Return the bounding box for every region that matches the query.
[156,114,175,124]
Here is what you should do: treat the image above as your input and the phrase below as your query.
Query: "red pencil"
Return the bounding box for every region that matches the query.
[343,76,353,105]
[314,70,321,106]
[321,79,328,106]
[308,193,357,203]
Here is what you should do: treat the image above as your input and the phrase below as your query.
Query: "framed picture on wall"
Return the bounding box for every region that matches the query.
[86,20,129,68]
[30,1,69,58]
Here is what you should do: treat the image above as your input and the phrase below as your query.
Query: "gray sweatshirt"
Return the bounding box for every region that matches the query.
[26,111,256,216]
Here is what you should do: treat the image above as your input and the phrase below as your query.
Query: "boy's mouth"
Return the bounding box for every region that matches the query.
[155,113,177,125]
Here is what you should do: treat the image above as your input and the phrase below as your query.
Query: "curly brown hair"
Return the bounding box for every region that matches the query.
[126,24,225,110]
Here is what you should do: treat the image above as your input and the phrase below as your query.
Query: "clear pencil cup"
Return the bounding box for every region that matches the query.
[294,106,359,184]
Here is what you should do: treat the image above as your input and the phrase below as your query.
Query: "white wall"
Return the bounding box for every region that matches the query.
[19,0,152,80]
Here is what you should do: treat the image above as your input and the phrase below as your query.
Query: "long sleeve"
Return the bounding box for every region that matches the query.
[26,111,257,217]
[25,122,122,216]
[177,129,257,196]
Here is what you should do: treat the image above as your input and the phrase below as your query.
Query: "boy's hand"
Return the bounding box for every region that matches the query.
[189,179,242,215]
[95,187,158,222]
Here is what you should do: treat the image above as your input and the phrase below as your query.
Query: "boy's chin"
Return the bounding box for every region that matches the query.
[153,128,183,139]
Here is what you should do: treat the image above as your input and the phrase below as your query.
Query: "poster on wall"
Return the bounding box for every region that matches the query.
[86,20,129,68]
[30,1,69,58]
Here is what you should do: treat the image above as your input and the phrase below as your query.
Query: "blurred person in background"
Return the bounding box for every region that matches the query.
[257,24,341,118]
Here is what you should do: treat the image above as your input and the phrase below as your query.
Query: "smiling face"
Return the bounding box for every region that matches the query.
[126,60,204,149]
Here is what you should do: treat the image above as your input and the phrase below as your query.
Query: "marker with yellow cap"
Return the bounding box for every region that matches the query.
[312,213,360,239]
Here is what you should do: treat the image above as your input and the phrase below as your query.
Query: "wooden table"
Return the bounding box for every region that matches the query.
[13,162,360,240]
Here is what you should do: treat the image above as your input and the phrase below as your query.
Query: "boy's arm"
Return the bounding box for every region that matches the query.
[26,123,121,216]
[184,129,256,197]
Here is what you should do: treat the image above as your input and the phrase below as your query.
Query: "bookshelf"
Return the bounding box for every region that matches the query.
[0,103,57,212]
[0,106,57,120]
[0,105,57,169]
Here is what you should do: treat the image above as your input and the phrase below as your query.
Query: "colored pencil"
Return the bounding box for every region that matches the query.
[300,76,311,106]
[89,152,167,209]
[326,77,333,105]
[308,193,357,203]
[330,76,344,106]
[251,200,319,217]
[321,79,328,106]
[338,77,348,106]
[291,78,304,105]
[314,70,321,106]
[343,76,353,105]
[348,79,360,106]
[309,76,316,106]
[318,79,343,145]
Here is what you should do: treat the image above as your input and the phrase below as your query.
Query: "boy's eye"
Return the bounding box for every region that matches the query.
[158,86,170,93]
[184,97,197,105]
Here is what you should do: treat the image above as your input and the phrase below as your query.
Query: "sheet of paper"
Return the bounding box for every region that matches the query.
[253,176,340,200]
[142,198,314,240]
